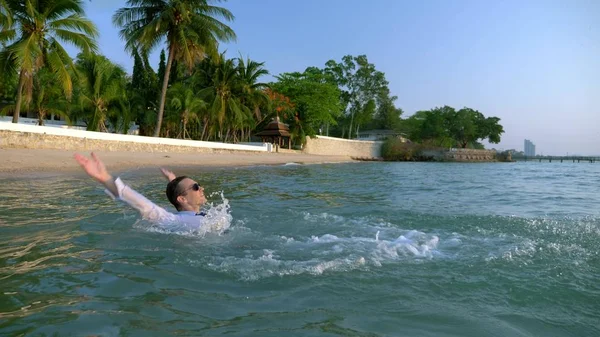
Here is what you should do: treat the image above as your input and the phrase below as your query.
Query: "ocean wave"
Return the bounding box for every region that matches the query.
[201,230,440,281]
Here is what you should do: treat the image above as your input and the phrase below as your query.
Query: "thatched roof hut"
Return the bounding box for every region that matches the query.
[255,116,291,150]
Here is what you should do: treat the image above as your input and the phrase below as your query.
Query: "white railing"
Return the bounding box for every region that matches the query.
[315,135,382,143]
[0,116,139,134]
[0,121,271,152]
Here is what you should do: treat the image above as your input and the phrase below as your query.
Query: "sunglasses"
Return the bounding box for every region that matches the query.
[179,183,201,195]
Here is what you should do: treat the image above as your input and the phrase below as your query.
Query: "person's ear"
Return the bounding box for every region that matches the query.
[177,195,186,205]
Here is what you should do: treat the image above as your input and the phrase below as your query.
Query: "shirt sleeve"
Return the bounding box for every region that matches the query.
[105,177,176,223]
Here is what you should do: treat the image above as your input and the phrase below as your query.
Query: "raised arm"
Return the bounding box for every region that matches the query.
[74,152,119,196]
[160,168,177,182]
[74,152,175,223]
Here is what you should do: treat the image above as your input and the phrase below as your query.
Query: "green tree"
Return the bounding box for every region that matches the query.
[130,49,146,90]
[405,107,455,147]
[157,49,166,89]
[168,82,206,139]
[28,68,69,125]
[0,67,17,103]
[404,106,504,148]
[113,0,236,137]
[193,54,251,142]
[1,68,69,125]
[446,107,478,148]
[373,95,403,131]
[477,116,504,145]
[0,0,12,30]
[271,69,342,145]
[129,48,158,135]
[237,55,269,139]
[0,0,98,123]
[0,0,16,109]
[324,55,391,138]
[76,54,129,132]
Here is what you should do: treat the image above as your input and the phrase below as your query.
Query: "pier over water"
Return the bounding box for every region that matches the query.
[513,156,598,163]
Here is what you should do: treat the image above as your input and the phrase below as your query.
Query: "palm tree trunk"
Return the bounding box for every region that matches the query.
[348,112,354,139]
[201,118,208,140]
[153,46,175,137]
[225,128,231,142]
[38,111,45,126]
[13,70,26,123]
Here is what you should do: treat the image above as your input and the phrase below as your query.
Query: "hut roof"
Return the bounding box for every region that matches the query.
[255,116,291,137]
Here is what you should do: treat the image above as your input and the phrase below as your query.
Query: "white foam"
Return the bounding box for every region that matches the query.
[134,191,232,237]
[204,254,370,281]
[203,230,441,281]
[302,212,345,223]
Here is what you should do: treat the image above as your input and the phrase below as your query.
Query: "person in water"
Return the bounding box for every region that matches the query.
[74,152,208,230]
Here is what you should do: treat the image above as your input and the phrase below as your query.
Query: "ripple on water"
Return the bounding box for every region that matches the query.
[1,164,599,336]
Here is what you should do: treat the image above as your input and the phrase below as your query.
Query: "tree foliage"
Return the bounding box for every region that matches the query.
[324,55,394,138]
[168,82,206,139]
[0,0,98,123]
[271,69,342,144]
[404,106,504,148]
[75,53,129,132]
[0,2,504,151]
[128,48,158,135]
[113,0,236,137]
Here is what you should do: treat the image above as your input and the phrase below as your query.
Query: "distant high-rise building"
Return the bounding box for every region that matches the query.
[524,139,536,156]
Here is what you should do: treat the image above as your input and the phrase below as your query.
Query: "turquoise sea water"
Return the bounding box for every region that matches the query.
[0,162,599,336]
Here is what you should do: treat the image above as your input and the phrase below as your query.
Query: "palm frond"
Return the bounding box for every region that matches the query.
[0,0,14,30]
[0,29,16,44]
[43,0,85,21]
[49,14,99,38]
[45,46,73,98]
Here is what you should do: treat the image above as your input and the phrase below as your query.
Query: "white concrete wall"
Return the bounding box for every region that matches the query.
[303,135,382,158]
[1,116,84,128]
[0,121,270,152]
[0,116,140,134]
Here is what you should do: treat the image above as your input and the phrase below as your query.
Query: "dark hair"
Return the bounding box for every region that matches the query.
[166,176,189,211]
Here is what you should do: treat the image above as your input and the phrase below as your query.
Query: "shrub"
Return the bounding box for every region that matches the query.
[381,138,436,161]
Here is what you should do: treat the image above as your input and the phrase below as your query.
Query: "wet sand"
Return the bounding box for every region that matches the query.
[0,148,355,177]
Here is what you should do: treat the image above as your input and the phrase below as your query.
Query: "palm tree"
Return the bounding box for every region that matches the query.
[168,82,206,139]
[0,0,98,123]
[76,54,128,132]
[237,55,269,140]
[113,0,236,137]
[0,0,12,32]
[194,54,251,142]
[1,68,70,125]
[31,69,70,125]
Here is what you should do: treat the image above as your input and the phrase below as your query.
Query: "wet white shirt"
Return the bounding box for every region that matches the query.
[105,177,205,232]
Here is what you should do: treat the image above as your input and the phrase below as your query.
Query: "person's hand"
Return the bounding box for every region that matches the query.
[74,152,112,183]
[160,168,176,182]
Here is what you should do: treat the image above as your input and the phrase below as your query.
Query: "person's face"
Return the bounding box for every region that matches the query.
[177,178,206,208]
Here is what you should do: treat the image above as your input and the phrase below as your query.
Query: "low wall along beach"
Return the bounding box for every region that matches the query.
[303,135,382,158]
[0,123,381,158]
[0,122,499,162]
[0,123,270,153]
[422,148,498,162]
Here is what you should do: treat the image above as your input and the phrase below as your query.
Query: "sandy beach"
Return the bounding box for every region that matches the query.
[0,148,355,176]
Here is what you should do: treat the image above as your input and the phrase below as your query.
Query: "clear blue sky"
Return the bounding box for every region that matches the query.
[81,0,599,155]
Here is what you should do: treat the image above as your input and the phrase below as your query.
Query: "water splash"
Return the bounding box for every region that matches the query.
[201,228,441,281]
[134,191,232,237]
